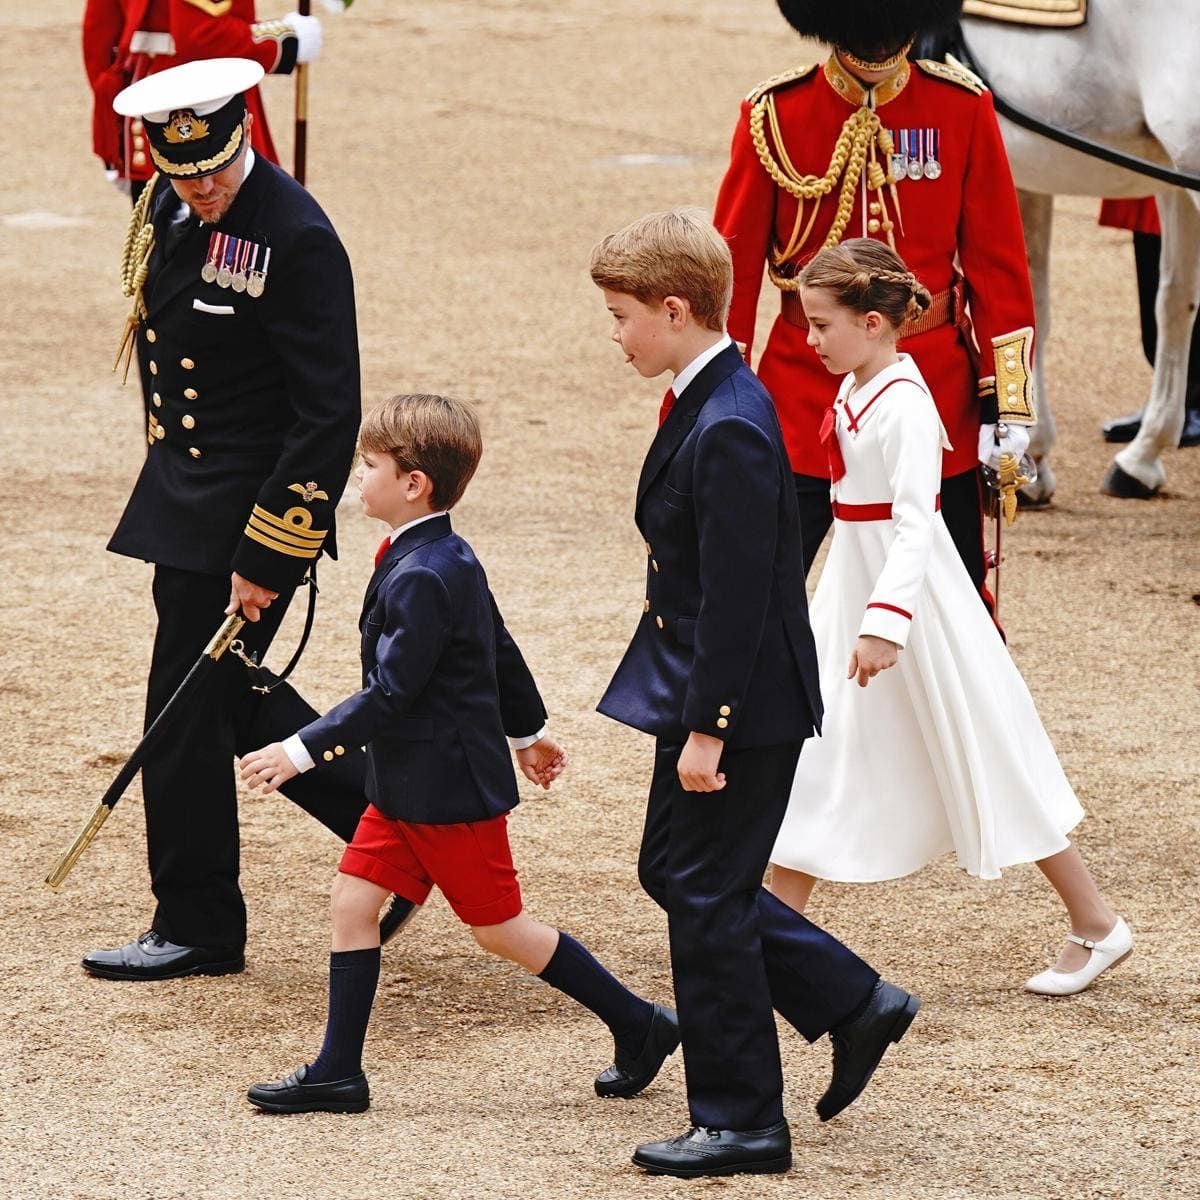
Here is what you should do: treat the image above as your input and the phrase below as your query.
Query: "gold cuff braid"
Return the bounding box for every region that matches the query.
[992,327,1036,424]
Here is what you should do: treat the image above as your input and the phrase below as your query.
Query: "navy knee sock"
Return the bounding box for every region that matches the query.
[538,932,653,1056]
[306,947,381,1083]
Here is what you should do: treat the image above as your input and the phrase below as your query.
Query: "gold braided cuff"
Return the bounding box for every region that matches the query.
[992,327,1036,424]
[244,504,327,560]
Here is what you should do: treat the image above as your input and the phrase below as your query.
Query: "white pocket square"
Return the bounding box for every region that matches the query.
[193,299,236,315]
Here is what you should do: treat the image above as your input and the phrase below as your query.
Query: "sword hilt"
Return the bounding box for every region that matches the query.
[45,803,112,892]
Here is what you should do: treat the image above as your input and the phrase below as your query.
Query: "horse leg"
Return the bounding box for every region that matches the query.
[1105,190,1200,497]
[1018,189,1056,503]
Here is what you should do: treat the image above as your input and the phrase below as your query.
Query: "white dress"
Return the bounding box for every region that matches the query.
[771,356,1082,881]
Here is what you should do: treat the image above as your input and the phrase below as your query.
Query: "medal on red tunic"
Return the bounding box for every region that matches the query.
[907,129,925,181]
[924,128,942,179]
[888,129,907,182]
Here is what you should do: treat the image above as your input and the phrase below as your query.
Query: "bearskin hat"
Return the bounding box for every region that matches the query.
[776,1,963,53]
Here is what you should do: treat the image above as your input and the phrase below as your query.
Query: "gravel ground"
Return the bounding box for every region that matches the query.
[1,4,1197,1198]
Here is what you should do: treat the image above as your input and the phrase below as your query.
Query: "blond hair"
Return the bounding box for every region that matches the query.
[589,207,732,331]
[799,238,932,329]
[358,393,482,511]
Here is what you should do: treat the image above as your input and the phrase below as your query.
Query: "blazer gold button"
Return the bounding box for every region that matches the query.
[655,615,664,629]
[152,392,162,407]
[184,387,198,400]
[716,717,729,729]
[149,360,157,375]
[181,357,195,370]
[323,750,334,762]
[154,426,165,440]
[719,705,731,716]
[645,542,652,555]
[643,599,650,613]
[651,559,659,572]
[145,328,156,343]
[181,415,195,429]
[334,745,345,756]
[189,447,201,458]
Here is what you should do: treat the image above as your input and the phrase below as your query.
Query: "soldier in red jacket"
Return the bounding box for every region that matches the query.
[82,0,322,198]
[714,0,1035,604]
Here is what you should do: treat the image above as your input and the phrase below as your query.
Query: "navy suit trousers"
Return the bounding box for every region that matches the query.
[637,740,878,1130]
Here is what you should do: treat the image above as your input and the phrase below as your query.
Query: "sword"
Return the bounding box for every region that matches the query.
[45,613,245,891]
[293,0,311,185]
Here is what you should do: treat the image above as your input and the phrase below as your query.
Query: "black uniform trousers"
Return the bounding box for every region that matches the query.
[143,566,368,948]
[795,466,991,606]
[1133,230,1200,410]
[637,739,879,1131]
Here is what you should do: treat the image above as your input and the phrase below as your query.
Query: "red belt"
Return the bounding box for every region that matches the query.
[833,495,941,521]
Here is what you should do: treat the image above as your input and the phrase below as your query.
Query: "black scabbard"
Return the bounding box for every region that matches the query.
[45,613,246,891]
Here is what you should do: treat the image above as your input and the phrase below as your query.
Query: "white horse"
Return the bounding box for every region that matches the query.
[958,0,1200,500]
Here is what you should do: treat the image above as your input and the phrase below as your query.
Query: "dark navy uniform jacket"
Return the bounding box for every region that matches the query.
[599,343,823,747]
[108,155,359,593]
[297,515,548,825]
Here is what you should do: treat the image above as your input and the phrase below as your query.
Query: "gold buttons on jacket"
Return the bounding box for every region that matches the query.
[152,392,162,407]
[655,615,664,629]
[181,415,195,430]
[155,425,165,440]
[189,447,201,458]
[131,119,143,134]
[323,750,334,762]
[132,151,146,167]
[148,360,158,375]
[867,218,881,233]
[184,387,198,400]
[719,705,731,716]
[716,717,729,729]
[651,559,659,572]
[643,599,650,613]
[645,541,652,555]
[180,357,195,370]
[145,328,156,343]
[334,745,345,756]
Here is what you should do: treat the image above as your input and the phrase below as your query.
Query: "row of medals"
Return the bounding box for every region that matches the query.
[886,128,942,181]
[200,232,269,297]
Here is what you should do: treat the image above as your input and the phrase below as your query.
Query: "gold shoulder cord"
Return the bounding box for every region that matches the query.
[749,91,903,290]
[114,174,159,384]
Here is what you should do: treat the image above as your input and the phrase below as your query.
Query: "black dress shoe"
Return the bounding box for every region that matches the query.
[1101,410,1143,444]
[595,1004,680,1098]
[816,979,919,1122]
[632,1121,791,1178]
[246,1063,369,1114]
[1179,407,1200,447]
[81,931,244,981]
[378,894,419,945]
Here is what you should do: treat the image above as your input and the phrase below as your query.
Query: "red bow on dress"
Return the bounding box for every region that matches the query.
[820,407,846,484]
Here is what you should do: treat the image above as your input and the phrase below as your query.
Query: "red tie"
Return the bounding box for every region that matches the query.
[374,535,392,567]
[819,407,847,484]
[658,387,677,428]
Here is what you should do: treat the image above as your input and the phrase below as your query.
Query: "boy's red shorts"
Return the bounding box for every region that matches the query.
[339,804,522,927]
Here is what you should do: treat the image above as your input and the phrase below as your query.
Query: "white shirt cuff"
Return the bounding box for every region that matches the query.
[507,725,547,751]
[282,734,316,774]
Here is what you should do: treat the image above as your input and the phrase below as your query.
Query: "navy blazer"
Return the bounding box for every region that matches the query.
[598,343,823,747]
[298,515,547,824]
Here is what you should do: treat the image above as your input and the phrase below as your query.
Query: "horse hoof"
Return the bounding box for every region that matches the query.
[1100,462,1160,499]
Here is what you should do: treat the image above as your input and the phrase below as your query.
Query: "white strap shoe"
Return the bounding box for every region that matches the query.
[1024,916,1133,996]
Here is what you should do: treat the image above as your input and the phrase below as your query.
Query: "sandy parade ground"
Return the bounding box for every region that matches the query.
[1,2,1198,1197]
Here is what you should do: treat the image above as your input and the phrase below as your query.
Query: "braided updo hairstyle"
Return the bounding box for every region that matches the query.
[799,238,932,329]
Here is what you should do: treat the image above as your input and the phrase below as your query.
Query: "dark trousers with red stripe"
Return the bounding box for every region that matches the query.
[142,567,368,948]
[794,467,992,612]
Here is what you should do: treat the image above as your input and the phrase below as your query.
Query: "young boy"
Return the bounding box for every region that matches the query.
[590,210,919,1178]
[239,393,679,1114]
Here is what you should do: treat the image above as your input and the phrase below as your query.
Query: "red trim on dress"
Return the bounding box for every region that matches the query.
[843,376,928,433]
[867,602,912,620]
[832,495,941,521]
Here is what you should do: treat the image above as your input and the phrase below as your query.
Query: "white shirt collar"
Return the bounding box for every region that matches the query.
[671,334,733,397]
[389,510,446,543]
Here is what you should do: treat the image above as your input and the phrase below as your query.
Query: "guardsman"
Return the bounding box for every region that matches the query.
[82,0,322,199]
[714,0,1036,608]
[82,58,412,982]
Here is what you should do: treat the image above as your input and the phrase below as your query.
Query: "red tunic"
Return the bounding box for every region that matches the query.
[82,0,288,182]
[714,56,1036,480]
[1098,197,1160,236]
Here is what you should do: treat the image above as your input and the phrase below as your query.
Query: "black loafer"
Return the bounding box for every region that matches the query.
[595,1004,680,1098]
[81,931,244,981]
[378,894,419,945]
[816,979,919,1122]
[247,1063,369,1114]
[632,1121,791,1178]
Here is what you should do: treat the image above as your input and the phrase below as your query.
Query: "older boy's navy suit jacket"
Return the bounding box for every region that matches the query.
[298,514,547,824]
[599,343,822,747]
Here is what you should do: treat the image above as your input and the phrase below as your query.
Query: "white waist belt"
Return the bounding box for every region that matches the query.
[130,31,176,55]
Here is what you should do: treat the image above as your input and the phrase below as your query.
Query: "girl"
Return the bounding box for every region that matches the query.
[769,239,1130,997]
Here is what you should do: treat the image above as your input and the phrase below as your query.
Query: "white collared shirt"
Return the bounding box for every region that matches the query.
[671,333,733,397]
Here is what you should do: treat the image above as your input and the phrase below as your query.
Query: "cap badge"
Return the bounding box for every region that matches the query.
[163,110,210,144]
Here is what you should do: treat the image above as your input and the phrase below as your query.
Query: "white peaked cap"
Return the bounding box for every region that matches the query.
[114,57,265,120]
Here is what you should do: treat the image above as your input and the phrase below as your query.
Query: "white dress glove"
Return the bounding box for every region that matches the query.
[283,12,323,62]
[978,422,1030,471]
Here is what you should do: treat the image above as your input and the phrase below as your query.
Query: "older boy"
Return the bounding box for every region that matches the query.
[591,210,919,1178]
[239,394,679,1113]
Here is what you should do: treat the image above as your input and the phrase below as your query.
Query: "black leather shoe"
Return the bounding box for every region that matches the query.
[816,979,919,1122]
[246,1063,369,1114]
[378,894,419,945]
[595,1004,680,1098]
[1101,410,1143,444]
[81,931,244,981]
[1179,408,1200,447]
[632,1121,791,1178]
